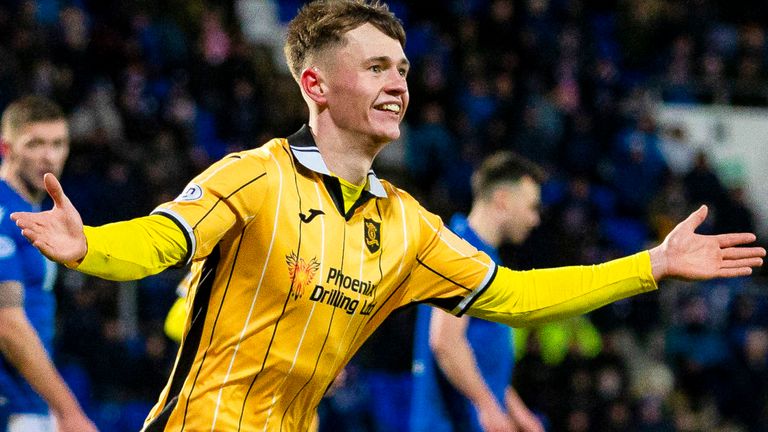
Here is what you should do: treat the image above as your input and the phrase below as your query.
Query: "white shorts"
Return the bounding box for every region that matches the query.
[7,413,55,432]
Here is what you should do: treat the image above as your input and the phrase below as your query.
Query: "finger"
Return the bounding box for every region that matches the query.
[19,228,41,243]
[722,246,767,260]
[716,233,759,248]
[14,218,39,231]
[12,213,44,230]
[721,257,764,269]
[44,173,70,209]
[31,240,56,261]
[11,214,30,229]
[19,223,45,237]
[681,205,708,231]
[9,211,31,223]
[715,267,753,278]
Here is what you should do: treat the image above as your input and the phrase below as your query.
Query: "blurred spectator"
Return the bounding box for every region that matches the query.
[561,110,601,178]
[405,101,470,212]
[513,88,564,168]
[658,125,696,177]
[716,185,757,235]
[610,112,668,217]
[666,295,731,409]
[683,150,728,228]
[649,176,690,239]
[719,327,768,430]
[697,50,731,104]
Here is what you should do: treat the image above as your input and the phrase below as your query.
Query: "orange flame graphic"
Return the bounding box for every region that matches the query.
[286,252,320,300]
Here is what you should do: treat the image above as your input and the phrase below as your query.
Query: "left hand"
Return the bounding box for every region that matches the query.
[10,173,87,265]
[649,205,765,280]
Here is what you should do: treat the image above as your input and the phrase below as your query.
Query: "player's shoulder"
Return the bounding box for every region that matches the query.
[0,179,16,205]
[0,203,14,249]
[230,137,295,168]
[378,179,425,211]
[202,139,285,178]
[242,137,286,157]
[0,201,9,229]
[185,138,297,197]
[0,182,20,257]
[191,138,295,195]
[0,181,25,229]
[377,179,448,239]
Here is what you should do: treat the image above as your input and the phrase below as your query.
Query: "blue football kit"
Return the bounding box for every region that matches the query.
[0,179,58,421]
[411,213,514,432]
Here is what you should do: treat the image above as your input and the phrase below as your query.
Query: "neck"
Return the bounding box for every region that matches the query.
[467,203,502,248]
[308,119,382,185]
[0,166,42,204]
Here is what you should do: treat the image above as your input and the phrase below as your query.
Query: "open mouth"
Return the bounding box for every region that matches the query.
[374,103,401,114]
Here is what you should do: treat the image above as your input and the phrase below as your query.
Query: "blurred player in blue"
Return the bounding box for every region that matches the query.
[412,151,546,432]
[0,96,96,432]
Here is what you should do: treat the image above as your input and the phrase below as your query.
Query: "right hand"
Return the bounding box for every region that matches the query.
[55,410,98,432]
[476,399,516,432]
[10,173,87,264]
[511,410,545,432]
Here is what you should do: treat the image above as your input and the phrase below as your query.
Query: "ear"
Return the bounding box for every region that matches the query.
[0,138,8,158]
[491,184,516,212]
[491,187,509,211]
[300,66,327,106]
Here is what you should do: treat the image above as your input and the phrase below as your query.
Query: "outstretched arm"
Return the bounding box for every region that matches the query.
[11,173,188,281]
[649,205,765,280]
[467,206,764,327]
[10,173,86,265]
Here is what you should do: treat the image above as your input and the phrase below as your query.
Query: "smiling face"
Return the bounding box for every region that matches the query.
[318,23,409,146]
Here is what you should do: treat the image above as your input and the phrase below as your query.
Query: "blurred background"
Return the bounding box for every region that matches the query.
[0,0,767,430]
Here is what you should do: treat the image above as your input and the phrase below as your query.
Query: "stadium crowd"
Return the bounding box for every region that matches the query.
[0,0,766,430]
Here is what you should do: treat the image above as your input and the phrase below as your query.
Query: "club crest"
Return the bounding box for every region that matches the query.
[364,218,381,254]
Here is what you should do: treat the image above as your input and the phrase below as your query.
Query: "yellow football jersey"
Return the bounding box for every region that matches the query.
[142,125,497,431]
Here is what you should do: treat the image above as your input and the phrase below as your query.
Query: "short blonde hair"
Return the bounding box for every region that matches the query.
[2,95,65,139]
[284,0,406,82]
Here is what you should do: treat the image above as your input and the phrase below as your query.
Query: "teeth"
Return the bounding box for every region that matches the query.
[379,103,401,113]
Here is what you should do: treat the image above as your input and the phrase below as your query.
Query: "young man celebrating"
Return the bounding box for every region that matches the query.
[412,151,545,432]
[10,1,765,431]
[0,96,97,432]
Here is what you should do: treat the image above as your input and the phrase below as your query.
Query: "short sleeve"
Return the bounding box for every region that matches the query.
[0,214,23,283]
[152,152,270,262]
[405,205,497,315]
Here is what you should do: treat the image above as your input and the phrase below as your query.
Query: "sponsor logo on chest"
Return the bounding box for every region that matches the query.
[286,254,377,316]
